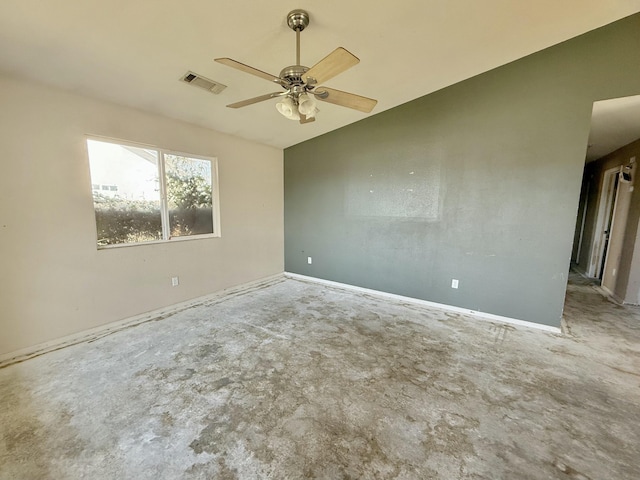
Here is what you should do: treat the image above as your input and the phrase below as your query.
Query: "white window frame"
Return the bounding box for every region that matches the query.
[86,135,221,249]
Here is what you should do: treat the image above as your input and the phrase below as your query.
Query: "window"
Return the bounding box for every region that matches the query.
[86,137,220,248]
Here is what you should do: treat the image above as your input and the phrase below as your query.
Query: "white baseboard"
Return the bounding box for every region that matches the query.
[599,284,612,296]
[285,272,562,334]
[0,273,284,368]
[1,271,562,368]
[596,284,627,305]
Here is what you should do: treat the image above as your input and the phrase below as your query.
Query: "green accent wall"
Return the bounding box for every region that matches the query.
[284,14,640,327]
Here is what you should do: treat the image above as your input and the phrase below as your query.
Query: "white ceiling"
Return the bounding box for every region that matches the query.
[587,95,640,162]
[1,1,639,149]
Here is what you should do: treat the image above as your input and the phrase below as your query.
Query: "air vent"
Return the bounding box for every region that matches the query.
[181,71,227,94]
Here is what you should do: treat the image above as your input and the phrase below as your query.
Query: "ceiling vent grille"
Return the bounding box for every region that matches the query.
[181,71,227,94]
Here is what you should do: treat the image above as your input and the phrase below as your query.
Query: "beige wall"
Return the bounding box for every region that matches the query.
[0,73,284,356]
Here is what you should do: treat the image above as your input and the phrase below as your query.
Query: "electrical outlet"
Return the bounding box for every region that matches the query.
[451,279,459,289]
[171,276,179,287]
[307,256,313,265]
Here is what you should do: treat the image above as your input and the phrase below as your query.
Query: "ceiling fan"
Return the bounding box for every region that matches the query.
[215,9,377,124]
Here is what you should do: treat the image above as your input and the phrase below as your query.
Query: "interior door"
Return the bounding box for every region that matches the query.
[601,169,634,295]
[599,172,619,280]
[589,167,620,279]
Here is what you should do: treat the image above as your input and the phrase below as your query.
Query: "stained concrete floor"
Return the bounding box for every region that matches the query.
[1,273,639,480]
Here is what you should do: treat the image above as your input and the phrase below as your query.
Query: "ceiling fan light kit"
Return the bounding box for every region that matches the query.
[276,96,300,120]
[297,93,317,116]
[215,9,377,125]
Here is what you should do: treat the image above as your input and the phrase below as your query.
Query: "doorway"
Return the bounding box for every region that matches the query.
[570,95,640,304]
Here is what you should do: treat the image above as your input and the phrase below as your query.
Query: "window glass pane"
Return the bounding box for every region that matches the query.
[87,139,162,246]
[164,154,214,237]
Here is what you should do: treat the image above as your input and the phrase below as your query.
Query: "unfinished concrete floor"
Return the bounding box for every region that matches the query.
[1,273,639,479]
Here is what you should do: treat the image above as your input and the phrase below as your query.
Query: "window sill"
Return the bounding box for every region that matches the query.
[97,233,220,250]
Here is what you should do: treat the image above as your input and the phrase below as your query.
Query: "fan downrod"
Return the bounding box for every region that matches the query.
[287,10,309,32]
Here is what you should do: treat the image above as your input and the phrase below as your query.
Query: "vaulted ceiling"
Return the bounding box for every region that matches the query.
[1,1,639,148]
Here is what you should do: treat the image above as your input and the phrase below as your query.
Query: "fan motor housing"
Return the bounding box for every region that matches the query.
[279,65,309,86]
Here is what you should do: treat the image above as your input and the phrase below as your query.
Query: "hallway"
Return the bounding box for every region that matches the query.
[563,269,640,355]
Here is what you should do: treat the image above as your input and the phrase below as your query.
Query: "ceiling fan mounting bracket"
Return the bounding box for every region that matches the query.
[287,10,310,32]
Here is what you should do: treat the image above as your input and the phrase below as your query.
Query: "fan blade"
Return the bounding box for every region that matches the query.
[303,47,359,85]
[227,92,286,109]
[300,114,316,124]
[315,87,377,113]
[215,58,283,84]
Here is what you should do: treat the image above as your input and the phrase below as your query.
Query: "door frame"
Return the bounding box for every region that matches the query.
[587,166,620,278]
